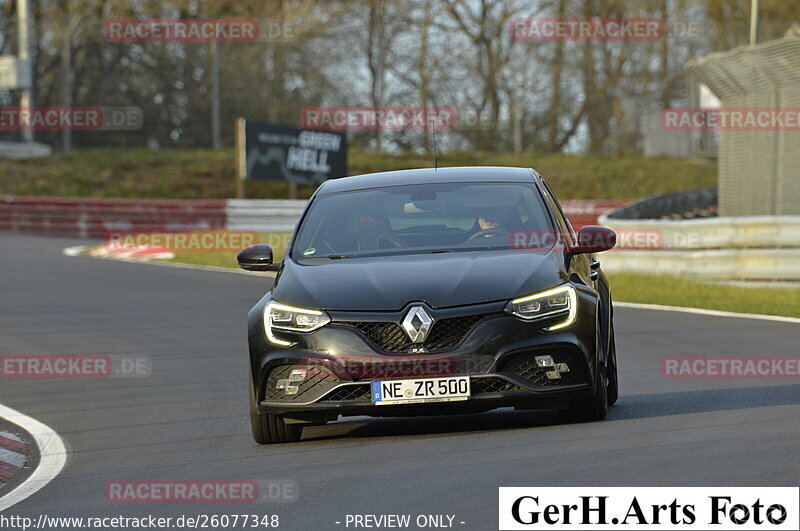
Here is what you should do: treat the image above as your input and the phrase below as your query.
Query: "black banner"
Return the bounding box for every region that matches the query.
[244,122,347,185]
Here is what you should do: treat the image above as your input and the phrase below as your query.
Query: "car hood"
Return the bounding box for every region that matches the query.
[272,248,566,311]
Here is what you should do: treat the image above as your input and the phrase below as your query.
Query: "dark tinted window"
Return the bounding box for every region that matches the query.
[293,182,555,259]
[540,180,575,245]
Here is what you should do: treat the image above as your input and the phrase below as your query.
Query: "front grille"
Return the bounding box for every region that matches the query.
[334,314,492,353]
[500,350,588,387]
[427,315,487,351]
[471,377,525,394]
[263,364,341,403]
[333,356,493,380]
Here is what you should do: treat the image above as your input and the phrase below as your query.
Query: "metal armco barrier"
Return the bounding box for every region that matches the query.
[599,206,800,280]
[0,196,625,238]
[225,200,307,233]
[598,249,800,281]
[0,196,227,238]
[598,215,800,250]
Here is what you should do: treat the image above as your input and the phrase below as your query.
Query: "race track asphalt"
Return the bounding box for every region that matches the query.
[0,233,798,530]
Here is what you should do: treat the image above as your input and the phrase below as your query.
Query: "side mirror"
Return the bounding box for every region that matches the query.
[237,244,279,271]
[572,225,616,254]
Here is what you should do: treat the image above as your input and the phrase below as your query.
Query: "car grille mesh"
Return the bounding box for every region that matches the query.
[471,377,525,394]
[322,385,373,402]
[334,314,492,353]
[330,357,493,380]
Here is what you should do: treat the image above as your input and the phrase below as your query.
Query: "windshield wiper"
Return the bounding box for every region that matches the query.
[430,249,455,254]
[301,254,353,260]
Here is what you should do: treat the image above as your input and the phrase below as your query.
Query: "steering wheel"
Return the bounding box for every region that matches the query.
[466,228,510,242]
[374,234,406,249]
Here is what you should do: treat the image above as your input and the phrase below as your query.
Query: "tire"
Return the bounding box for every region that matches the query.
[559,328,609,423]
[606,324,619,407]
[249,369,302,444]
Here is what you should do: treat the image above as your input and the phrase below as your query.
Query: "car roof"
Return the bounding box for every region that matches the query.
[318,166,538,194]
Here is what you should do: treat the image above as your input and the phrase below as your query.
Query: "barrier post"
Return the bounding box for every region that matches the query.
[235,117,246,199]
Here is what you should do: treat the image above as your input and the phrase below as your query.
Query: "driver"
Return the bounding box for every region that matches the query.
[474,208,507,238]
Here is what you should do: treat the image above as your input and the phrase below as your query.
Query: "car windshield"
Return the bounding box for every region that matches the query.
[292,182,556,260]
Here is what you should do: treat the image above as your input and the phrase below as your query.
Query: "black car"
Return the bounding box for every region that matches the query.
[238,167,618,443]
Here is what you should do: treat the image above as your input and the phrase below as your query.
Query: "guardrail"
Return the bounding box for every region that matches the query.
[599,204,800,281]
[9,191,794,282]
[597,249,800,281]
[0,196,226,238]
[597,215,800,250]
[1,196,626,238]
[225,199,306,233]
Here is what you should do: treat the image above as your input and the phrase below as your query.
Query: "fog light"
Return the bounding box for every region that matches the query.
[276,378,290,390]
[545,370,561,380]
[535,355,554,367]
[285,385,299,395]
[555,363,569,373]
[289,369,307,382]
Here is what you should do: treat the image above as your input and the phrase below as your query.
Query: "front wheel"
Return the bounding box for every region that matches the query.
[559,364,608,423]
[606,324,619,407]
[559,327,609,423]
[249,369,302,444]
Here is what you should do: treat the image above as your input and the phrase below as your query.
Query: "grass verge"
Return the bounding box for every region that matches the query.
[607,273,800,319]
[1,148,716,200]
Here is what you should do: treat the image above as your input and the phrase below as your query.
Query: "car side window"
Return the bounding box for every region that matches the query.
[540,180,575,246]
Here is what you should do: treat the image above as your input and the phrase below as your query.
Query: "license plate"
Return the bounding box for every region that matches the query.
[371,376,470,405]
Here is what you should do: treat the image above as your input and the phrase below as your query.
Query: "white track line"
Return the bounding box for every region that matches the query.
[615,301,800,325]
[0,404,67,512]
[62,245,275,276]
[62,245,89,257]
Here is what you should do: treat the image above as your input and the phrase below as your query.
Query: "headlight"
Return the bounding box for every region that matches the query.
[505,285,577,331]
[264,301,331,346]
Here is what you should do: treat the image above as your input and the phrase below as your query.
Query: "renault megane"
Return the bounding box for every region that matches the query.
[238,167,618,443]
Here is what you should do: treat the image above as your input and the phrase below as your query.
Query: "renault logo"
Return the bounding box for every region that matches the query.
[401,306,434,343]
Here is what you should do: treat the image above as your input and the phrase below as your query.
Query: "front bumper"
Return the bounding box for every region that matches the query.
[248,290,599,420]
